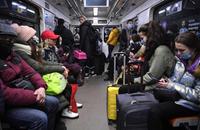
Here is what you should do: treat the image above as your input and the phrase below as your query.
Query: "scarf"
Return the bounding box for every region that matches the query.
[13,43,32,56]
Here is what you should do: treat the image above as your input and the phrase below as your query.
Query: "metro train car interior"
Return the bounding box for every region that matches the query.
[0,0,200,130]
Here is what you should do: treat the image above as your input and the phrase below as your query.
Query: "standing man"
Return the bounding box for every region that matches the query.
[79,15,97,77]
[54,18,74,50]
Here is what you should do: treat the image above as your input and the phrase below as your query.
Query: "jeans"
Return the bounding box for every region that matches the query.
[5,96,59,130]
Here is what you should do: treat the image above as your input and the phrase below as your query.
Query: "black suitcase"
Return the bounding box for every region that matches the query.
[117,92,158,130]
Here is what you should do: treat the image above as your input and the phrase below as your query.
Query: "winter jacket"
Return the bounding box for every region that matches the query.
[106,28,120,46]
[43,46,60,63]
[134,45,176,90]
[15,50,64,75]
[79,21,96,57]
[54,25,74,49]
[167,57,200,111]
[0,52,47,106]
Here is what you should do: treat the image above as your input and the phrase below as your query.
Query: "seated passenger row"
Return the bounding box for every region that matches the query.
[0,23,84,130]
[109,21,200,130]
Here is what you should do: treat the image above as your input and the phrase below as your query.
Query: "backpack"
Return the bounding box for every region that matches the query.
[87,25,98,44]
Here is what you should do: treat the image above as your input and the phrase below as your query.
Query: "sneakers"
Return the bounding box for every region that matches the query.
[91,71,97,77]
[84,72,90,79]
[76,103,83,108]
[61,108,79,119]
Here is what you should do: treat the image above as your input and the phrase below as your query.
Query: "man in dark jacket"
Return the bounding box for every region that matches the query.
[54,18,74,49]
[79,15,97,77]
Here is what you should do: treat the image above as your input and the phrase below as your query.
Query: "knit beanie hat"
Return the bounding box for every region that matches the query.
[11,23,36,42]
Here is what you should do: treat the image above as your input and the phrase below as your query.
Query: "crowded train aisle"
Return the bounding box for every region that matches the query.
[63,75,115,130]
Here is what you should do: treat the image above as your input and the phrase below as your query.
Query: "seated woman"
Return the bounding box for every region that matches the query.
[148,32,200,130]
[0,23,59,130]
[132,21,176,91]
[116,21,176,93]
[11,24,82,119]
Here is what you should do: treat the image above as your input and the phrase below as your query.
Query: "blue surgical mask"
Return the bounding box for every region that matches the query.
[127,24,133,29]
[179,51,192,60]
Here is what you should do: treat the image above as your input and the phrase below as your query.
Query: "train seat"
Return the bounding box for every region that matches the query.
[170,116,200,130]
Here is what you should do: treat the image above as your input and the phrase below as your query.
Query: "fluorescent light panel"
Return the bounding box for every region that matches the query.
[93,8,98,16]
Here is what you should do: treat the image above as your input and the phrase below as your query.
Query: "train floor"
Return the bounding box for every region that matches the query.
[61,74,196,130]
[62,74,115,130]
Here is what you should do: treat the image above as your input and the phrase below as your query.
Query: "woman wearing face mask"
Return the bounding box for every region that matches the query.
[0,23,59,130]
[148,32,200,130]
[129,23,148,60]
[127,20,137,40]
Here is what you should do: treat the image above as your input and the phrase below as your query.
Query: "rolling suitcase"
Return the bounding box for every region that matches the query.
[117,92,158,130]
[107,52,126,122]
[117,60,158,130]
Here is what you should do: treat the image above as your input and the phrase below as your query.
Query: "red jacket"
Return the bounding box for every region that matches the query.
[0,52,47,106]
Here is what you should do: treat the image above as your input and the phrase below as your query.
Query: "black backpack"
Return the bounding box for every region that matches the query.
[87,25,98,44]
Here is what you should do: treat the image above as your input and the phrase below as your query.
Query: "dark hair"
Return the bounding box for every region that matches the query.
[143,21,170,73]
[127,19,133,24]
[175,32,200,57]
[132,34,141,42]
[138,24,148,34]
[58,18,65,25]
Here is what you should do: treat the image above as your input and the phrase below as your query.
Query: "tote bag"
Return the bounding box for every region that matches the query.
[43,72,67,95]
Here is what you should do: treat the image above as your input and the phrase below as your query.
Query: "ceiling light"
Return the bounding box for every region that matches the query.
[93,17,98,24]
[93,8,98,16]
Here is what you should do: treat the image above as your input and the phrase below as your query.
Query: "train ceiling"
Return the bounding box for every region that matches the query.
[46,0,147,20]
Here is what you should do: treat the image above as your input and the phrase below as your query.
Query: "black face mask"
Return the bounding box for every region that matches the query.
[0,43,13,59]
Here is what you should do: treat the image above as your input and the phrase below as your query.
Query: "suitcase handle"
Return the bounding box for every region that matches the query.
[113,52,126,85]
[127,60,144,93]
[129,92,146,97]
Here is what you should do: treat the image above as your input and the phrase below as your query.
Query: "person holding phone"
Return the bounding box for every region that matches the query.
[148,32,200,130]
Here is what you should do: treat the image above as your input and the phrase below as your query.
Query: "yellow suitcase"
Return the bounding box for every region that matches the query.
[107,84,119,121]
[107,52,126,122]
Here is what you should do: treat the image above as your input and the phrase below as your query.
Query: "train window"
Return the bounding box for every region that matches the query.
[11,0,37,21]
[98,20,107,24]
[44,10,56,30]
[166,1,182,16]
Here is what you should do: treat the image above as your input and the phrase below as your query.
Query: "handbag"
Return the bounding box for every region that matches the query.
[9,78,35,90]
[9,73,36,90]
[73,50,87,60]
[153,88,181,102]
[43,72,67,95]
